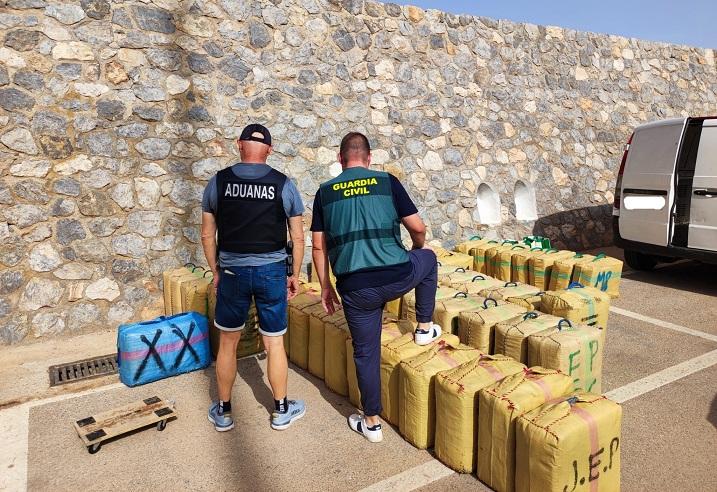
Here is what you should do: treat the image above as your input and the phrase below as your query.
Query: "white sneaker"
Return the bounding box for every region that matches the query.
[414,323,442,345]
[348,414,383,443]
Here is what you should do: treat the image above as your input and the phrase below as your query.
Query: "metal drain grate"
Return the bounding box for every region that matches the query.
[49,354,118,387]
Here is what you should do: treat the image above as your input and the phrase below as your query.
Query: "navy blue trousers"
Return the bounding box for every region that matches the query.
[339,249,438,416]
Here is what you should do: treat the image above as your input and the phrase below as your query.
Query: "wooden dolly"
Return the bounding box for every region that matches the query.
[73,396,176,454]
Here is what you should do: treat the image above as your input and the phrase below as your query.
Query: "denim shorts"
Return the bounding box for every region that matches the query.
[214,260,288,336]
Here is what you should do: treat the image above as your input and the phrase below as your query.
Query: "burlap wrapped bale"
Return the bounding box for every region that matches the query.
[402,286,459,322]
[516,393,622,492]
[441,271,503,294]
[541,285,611,330]
[435,354,526,473]
[494,245,529,281]
[324,318,350,396]
[433,292,489,334]
[457,300,528,353]
[548,254,596,291]
[435,247,474,270]
[380,332,459,424]
[398,340,481,448]
[494,312,565,363]
[484,241,520,278]
[510,248,546,283]
[477,367,573,492]
[454,236,492,254]
[572,254,624,298]
[527,321,605,393]
[470,240,501,273]
[479,282,541,302]
[528,250,574,290]
[288,289,322,368]
[309,309,346,379]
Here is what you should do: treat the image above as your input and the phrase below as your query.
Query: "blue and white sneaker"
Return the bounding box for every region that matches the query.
[348,413,383,443]
[414,323,442,346]
[271,399,306,430]
[208,402,234,432]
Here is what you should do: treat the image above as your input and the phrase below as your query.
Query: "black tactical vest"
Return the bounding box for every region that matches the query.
[216,166,287,254]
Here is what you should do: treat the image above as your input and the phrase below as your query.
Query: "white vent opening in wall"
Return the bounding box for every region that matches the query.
[514,180,538,221]
[476,183,501,225]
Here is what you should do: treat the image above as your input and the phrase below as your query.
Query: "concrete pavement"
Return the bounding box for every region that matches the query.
[2,255,716,491]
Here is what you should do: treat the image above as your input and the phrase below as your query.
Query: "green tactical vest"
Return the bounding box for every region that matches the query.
[319,167,409,276]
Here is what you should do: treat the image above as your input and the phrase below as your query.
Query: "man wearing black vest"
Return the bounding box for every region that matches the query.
[201,124,306,432]
[311,132,441,443]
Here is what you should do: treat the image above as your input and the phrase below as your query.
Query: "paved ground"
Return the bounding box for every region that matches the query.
[1,248,716,491]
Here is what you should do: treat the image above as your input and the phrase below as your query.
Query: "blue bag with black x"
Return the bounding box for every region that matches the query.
[117,312,211,387]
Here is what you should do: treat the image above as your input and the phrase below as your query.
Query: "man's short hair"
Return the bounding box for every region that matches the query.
[339,132,370,163]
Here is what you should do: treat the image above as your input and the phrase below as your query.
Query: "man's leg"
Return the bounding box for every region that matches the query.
[254,260,305,430]
[216,330,242,401]
[209,266,251,431]
[262,334,287,401]
[341,290,385,426]
[410,249,439,326]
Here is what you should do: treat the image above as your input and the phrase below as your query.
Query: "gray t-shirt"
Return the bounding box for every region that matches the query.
[202,163,305,267]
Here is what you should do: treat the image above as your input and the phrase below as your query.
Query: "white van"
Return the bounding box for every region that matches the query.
[613,117,717,270]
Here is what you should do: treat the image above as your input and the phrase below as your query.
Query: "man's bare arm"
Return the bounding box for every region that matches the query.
[288,216,305,278]
[311,231,330,289]
[401,213,427,249]
[201,212,219,282]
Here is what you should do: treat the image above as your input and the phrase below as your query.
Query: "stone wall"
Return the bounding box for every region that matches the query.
[1,0,716,344]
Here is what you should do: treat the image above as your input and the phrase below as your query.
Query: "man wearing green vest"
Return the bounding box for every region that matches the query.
[311,132,441,443]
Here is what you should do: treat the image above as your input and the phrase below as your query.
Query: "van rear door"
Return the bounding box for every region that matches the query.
[618,118,686,246]
[687,119,717,252]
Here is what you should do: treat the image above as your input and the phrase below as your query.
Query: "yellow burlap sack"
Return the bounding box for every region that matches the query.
[542,285,611,330]
[434,246,474,270]
[505,292,545,311]
[324,319,350,396]
[454,236,492,254]
[180,275,212,316]
[380,332,459,424]
[494,312,565,363]
[402,286,459,322]
[443,273,504,294]
[516,393,622,492]
[511,248,545,283]
[548,254,595,291]
[347,315,414,408]
[293,303,326,370]
[385,297,402,316]
[528,321,605,393]
[495,245,528,281]
[477,367,573,492]
[170,271,201,315]
[485,241,520,278]
[288,290,322,369]
[163,266,191,315]
[528,250,574,290]
[433,292,489,334]
[437,265,470,283]
[572,254,624,298]
[439,269,480,286]
[471,240,501,273]
[479,282,541,301]
[435,354,526,473]
[309,309,346,380]
[457,300,528,352]
[398,340,481,449]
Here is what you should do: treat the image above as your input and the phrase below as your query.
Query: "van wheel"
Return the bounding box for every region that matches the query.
[624,250,658,271]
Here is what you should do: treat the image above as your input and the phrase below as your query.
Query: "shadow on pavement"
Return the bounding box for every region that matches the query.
[709,393,717,430]
[622,261,717,297]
